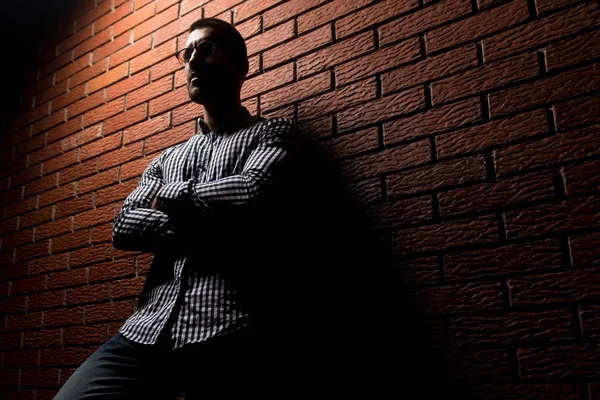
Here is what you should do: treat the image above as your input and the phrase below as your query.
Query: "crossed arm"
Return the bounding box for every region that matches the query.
[111,118,294,256]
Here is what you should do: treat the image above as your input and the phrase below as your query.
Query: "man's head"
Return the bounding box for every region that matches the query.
[177,18,249,105]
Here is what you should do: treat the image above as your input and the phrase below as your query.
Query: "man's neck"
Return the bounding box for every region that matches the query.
[201,98,244,132]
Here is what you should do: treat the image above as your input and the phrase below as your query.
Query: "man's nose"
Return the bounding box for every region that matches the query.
[188,48,205,68]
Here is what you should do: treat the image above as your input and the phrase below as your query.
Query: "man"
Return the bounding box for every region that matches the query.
[55,17,296,399]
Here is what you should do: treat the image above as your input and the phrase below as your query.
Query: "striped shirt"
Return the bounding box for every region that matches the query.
[112,106,295,349]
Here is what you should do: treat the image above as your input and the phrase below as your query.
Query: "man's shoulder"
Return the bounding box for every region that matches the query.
[256,116,296,137]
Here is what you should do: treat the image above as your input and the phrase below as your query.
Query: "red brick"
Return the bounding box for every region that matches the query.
[340,139,430,182]
[27,290,67,311]
[3,229,34,250]
[232,0,281,22]
[380,0,471,46]
[66,91,104,119]
[30,112,67,137]
[564,158,600,196]
[450,309,574,346]
[297,31,373,78]
[337,86,424,132]
[440,169,556,216]
[172,101,203,126]
[62,324,107,345]
[77,167,119,194]
[66,282,110,305]
[204,0,244,17]
[89,63,129,94]
[88,257,136,283]
[432,51,539,105]
[234,15,261,40]
[75,0,112,30]
[69,243,114,267]
[320,126,379,160]
[29,253,69,275]
[437,108,549,159]
[366,195,434,228]
[11,274,47,296]
[570,231,600,266]
[179,0,205,15]
[96,179,138,207]
[126,75,172,108]
[35,218,73,243]
[79,132,121,162]
[445,238,562,280]
[444,349,512,380]
[83,97,125,127]
[36,80,69,106]
[336,0,419,39]
[68,61,107,92]
[92,31,131,64]
[263,0,326,28]
[19,103,50,129]
[245,20,294,56]
[298,0,370,34]
[130,39,176,74]
[111,275,146,299]
[547,28,600,71]
[241,62,294,100]
[62,123,103,152]
[23,328,62,348]
[581,305,600,338]
[555,92,600,130]
[73,27,112,59]
[97,141,144,170]
[492,62,600,116]
[388,154,487,198]
[150,56,181,81]
[263,25,332,69]
[144,121,194,154]
[15,240,50,262]
[519,344,600,379]
[3,349,40,368]
[39,347,82,367]
[385,97,481,145]
[133,4,178,41]
[123,112,171,144]
[484,1,600,62]
[41,51,74,80]
[108,36,151,69]
[106,71,150,101]
[91,222,114,243]
[393,214,499,255]
[6,311,44,332]
[44,306,83,327]
[412,280,504,314]
[113,1,156,38]
[73,203,116,230]
[19,207,54,230]
[58,158,97,186]
[152,10,199,47]
[105,104,148,136]
[427,0,529,53]
[149,86,189,116]
[495,125,600,176]
[49,88,85,116]
[51,230,92,254]
[337,37,421,86]
[261,71,330,112]
[94,0,134,34]
[472,384,580,400]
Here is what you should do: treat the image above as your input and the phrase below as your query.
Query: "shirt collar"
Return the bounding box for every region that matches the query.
[196,106,257,135]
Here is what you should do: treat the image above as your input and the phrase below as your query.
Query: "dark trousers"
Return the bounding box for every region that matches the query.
[53,323,265,399]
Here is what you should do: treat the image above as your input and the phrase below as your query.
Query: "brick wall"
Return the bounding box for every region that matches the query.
[0,0,599,398]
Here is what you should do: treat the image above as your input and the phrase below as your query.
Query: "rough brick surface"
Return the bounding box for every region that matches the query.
[0,0,599,398]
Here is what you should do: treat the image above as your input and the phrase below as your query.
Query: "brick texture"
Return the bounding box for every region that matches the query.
[0,0,599,398]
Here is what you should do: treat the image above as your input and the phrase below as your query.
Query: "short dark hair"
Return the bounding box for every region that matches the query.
[188,18,249,78]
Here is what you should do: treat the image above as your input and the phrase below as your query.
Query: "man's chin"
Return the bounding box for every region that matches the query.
[188,85,212,104]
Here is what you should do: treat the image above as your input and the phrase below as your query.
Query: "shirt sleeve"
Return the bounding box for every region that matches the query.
[111,150,188,255]
[153,117,294,215]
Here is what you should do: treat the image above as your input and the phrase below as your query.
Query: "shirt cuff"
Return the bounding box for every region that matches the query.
[155,181,191,205]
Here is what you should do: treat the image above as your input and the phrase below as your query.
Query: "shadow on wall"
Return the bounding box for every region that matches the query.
[225,127,476,398]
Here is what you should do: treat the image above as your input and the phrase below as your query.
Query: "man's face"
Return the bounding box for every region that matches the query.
[184,27,239,104]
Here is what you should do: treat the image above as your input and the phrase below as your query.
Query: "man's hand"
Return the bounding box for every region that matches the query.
[151,196,168,212]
